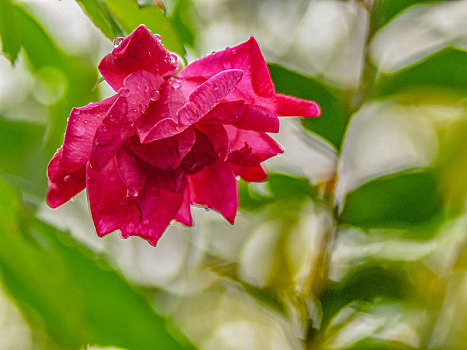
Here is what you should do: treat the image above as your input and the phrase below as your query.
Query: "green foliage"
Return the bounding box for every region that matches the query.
[320,265,411,327]
[0,178,193,350]
[0,0,466,348]
[340,170,443,229]
[239,172,317,212]
[171,0,197,48]
[0,117,45,194]
[372,0,446,32]
[373,48,467,97]
[104,0,185,57]
[76,0,124,39]
[268,63,349,149]
[0,0,21,63]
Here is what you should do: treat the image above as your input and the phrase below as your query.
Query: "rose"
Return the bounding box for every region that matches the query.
[47,25,320,246]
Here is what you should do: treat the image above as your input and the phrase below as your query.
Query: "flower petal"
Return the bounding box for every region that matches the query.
[229,163,268,182]
[60,95,117,171]
[135,176,184,219]
[86,159,182,246]
[136,79,188,143]
[174,187,192,226]
[225,126,284,166]
[200,100,244,124]
[177,69,244,126]
[235,104,279,133]
[273,93,320,117]
[47,149,86,208]
[99,24,178,91]
[196,123,229,161]
[178,37,275,100]
[91,70,164,170]
[130,127,195,169]
[116,143,146,193]
[188,161,238,224]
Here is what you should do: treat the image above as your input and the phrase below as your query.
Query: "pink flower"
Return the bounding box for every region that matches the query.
[47,25,320,246]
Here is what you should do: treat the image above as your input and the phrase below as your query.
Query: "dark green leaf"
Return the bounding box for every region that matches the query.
[319,265,410,327]
[103,0,186,57]
[268,63,349,149]
[0,0,20,63]
[171,0,197,47]
[372,48,467,97]
[340,169,443,228]
[0,178,193,350]
[76,0,124,40]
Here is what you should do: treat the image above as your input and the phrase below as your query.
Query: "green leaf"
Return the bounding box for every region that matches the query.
[239,173,317,212]
[268,63,349,149]
[349,339,416,350]
[372,0,445,33]
[267,173,317,201]
[319,265,410,327]
[372,48,467,97]
[0,117,46,194]
[0,0,21,63]
[170,0,197,47]
[340,169,443,229]
[0,178,193,350]
[76,0,124,40]
[103,0,185,57]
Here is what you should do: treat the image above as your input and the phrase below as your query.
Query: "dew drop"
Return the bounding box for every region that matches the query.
[64,175,71,182]
[172,80,181,89]
[113,37,124,48]
[70,197,76,203]
[170,219,177,226]
[154,34,162,41]
[213,85,220,91]
[231,49,237,55]
[84,120,88,124]
[236,175,241,181]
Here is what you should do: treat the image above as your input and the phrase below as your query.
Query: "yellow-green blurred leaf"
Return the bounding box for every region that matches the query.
[0,178,193,349]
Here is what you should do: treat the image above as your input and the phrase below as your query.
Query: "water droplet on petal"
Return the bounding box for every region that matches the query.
[113,37,124,48]
[154,34,162,41]
[231,49,237,55]
[236,176,241,181]
[84,120,88,124]
[172,80,181,89]
[70,197,76,203]
[213,85,219,91]
[170,219,177,226]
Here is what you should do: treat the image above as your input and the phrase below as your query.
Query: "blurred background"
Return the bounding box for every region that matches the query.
[0,0,466,349]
